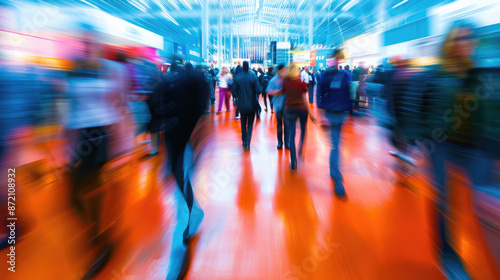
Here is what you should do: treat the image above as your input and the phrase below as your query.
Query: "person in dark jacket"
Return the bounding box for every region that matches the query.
[260,67,275,112]
[417,22,498,279]
[160,63,208,279]
[233,61,261,150]
[317,49,351,198]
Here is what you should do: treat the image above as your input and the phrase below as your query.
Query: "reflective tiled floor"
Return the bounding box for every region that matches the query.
[1,98,499,280]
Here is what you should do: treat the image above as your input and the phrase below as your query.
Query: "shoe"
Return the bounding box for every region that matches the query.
[204,110,210,114]
[265,108,268,111]
[437,248,471,280]
[216,111,222,114]
[81,245,113,280]
[277,142,283,149]
[334,180,346,199]
[285,144,291,150]
[271,110,274,113]
[236,115,241,120]
[226,110,230,112]
[242,141,247,148]
[290,161,297,172]
[245,144,250,150]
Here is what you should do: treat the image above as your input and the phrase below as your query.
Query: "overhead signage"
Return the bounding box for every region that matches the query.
[277,42,291,49]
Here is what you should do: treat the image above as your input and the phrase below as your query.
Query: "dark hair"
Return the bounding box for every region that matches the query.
[185,63,193,72]
[276,64,285,71]
[243,61,249,72]
[333,48,342,58]
[268,67,274,73]
[116,52,127,63]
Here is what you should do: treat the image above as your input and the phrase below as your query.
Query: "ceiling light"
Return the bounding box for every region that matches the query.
[341,0,358,12]
[392,0,409,9]
[162,11,179,26]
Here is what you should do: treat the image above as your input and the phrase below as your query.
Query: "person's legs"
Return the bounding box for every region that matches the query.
[277,111,284,147]
[308,84,314,103]
[324,111,345,181]
[268,95,274,111]
[241,113,248,145]
[217,87,225,112]
[224,89,231,111]
[298,110,308,157]
[246,113,256,146]
[263,93,268,110]
[284,110,298,169]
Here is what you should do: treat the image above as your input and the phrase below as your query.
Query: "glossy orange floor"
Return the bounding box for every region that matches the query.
[1,95,499,280]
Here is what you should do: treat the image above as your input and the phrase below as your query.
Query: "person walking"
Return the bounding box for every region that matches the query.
[301,65,313,103]
[316,49,352,198]
[260,67,275,112]
[233,61,262,150]
[267,64,289,149]
[216,67,232,114]
[276,64,316,171]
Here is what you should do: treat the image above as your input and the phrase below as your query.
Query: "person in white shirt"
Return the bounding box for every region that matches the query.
[216,67,233,113]
[301,66,314,103]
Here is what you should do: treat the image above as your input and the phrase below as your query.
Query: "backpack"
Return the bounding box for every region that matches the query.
[317,69,351,112]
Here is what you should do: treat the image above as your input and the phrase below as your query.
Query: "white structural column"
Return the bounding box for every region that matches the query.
[218,7,222,65]
[201,0,208,64]
[309,10,313,50]
[230,27,233,64]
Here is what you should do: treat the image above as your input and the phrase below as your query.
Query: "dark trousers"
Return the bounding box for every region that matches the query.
[164,122,197,241]
[240,112,255,145]
[308,83,314,103]
[276,110,289,146]
[69,126,109,246]
[263,93,273,111]
[284,109,308,165]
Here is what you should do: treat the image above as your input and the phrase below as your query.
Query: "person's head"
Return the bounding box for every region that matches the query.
[312,68,316,73]
[345,65,350,71]
[276,63,286,77]
[339,65,343,70]
[327,49,343,69]
[78,23,101,61]
[441,21,477,73]
[221,66,228,75]
[210,64,214,69]
[196,65,202,71]
[185,63,193,72]
[284,63,300,80]
[304,66,310,72]
[267,66,274,74]
[354,66,357,69]
[243,61,249,72]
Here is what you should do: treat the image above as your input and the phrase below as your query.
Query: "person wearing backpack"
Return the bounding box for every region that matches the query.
[316,49,351,198]
[260,67,275,112]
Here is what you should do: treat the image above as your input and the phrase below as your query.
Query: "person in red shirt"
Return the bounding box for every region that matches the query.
[271,63,316,171]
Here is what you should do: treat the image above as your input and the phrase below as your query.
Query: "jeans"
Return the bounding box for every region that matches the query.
[323,111,346,181]
[284,109,308,165]
[308,83,314,103]
[240,112,255,145]
[69,126,110,246]
[276,110,289,146]
[218,87,231,112]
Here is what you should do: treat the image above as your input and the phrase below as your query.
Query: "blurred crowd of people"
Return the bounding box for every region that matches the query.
[1,0,499,278]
